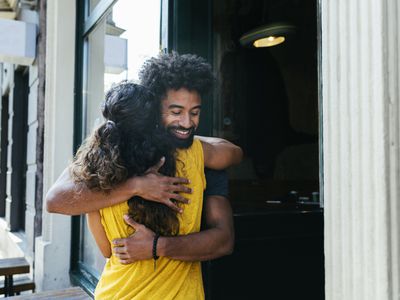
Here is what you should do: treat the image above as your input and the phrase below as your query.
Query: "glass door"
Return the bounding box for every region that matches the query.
[72,0,162,293]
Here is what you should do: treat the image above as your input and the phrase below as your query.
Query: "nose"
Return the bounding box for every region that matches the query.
[179,113,192,128]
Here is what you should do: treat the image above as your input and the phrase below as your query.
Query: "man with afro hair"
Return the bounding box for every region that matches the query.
[139,52,217,150]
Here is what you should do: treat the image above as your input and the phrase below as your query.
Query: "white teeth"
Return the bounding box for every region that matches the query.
[176,129,189,135]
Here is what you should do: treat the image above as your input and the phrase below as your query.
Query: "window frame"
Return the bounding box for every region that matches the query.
[71,0,118,296]
[71,0,164,295]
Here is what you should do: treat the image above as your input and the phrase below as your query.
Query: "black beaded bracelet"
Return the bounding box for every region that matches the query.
[153,234,160,270]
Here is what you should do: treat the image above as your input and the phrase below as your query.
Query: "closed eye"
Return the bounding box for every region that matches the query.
[190,110,200,116]
[171,110,181,115]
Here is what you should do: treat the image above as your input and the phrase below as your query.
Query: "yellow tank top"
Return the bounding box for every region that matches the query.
[95,139,206,300]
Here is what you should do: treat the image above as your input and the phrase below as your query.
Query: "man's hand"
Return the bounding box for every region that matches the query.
[113,196,234,264]
[134,157,192,213]
[112,215,155,264]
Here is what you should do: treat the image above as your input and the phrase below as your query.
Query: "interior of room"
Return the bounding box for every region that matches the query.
[212,0,320,211]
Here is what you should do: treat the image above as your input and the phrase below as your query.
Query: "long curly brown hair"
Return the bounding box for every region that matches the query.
[70,82,180,236]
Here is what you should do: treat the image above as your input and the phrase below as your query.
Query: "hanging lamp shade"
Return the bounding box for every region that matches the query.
[239,22,296,48]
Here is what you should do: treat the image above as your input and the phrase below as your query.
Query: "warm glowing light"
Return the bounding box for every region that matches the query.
[253,36,285,47]
[239,23,295,48]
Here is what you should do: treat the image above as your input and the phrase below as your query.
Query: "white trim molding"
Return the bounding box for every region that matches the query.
[34,0,76,292]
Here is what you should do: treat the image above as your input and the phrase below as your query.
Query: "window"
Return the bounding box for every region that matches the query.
[72,0,162,292]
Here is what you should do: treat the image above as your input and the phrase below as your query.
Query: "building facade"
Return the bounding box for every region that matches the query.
[0,0,44,275]
[0,0,399,299]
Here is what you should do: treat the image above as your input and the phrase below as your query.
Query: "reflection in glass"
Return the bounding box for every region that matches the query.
[81,0,161,276]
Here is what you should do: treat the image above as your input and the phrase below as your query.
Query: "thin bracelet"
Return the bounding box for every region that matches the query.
[153,234,160,271]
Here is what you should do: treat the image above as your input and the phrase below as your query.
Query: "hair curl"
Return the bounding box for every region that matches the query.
[139,51,215,102]
[70,82,179,236]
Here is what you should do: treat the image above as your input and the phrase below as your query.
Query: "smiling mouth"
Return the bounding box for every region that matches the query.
[170,127,194,139]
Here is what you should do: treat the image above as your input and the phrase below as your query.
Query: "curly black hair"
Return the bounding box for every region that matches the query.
[70,81,180,236]
[139,51,215,102]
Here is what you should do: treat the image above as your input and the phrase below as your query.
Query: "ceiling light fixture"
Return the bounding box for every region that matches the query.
[239,23,296,48]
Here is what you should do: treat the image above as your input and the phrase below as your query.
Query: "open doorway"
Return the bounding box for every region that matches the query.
[202,1,323,299]
[213,0,319,209]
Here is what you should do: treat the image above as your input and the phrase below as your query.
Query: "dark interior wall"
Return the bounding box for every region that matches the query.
[213,0,319,183]
[171,0,214,136]
[267,0,318,136]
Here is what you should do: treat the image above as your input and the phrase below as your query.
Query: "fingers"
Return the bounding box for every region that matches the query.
[168,176,190,185]
[113,248,134,264]
[168,193,190,204]
[167,184,192,195]
[112,238,125,247]
[123,215,140,228]
[162,200,183,213]
[113,246,127,255]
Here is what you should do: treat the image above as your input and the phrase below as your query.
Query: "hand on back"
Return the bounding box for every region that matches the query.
[131,157,192,213]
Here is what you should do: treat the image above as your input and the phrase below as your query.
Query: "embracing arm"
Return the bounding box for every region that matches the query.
[113,195,234,263]
[46,159,191,215]
[159,195,234,261]
[46,168,133,215]
[196,136,243,170]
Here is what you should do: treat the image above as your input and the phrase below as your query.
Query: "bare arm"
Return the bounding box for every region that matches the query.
[46,168,133,215]
[87,211,111,258]
[112,195,234,263]
[159,195,234,261]
[46,160,192,215]
[196,136,243,170]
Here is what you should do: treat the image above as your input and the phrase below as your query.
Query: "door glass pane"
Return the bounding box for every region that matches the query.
[81,0,161,276]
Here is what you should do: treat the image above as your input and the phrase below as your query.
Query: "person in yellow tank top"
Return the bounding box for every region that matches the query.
[46,53,242,299]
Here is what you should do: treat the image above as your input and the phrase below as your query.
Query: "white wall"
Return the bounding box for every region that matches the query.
[25,62,39,264]
[34,0,76,291]
[24,9,40,264]
[322,0,400,299]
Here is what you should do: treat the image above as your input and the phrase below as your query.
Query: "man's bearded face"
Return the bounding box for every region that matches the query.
[161,88,201,149]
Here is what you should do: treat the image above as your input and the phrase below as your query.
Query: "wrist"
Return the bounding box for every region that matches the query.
[126,176,142,197]
[156,236,168,257]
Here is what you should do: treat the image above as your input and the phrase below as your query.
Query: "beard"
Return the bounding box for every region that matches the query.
[165,125,196,149]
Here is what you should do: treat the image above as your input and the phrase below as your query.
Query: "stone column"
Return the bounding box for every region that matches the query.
[322,0,400,299]
[34,0,76,292]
